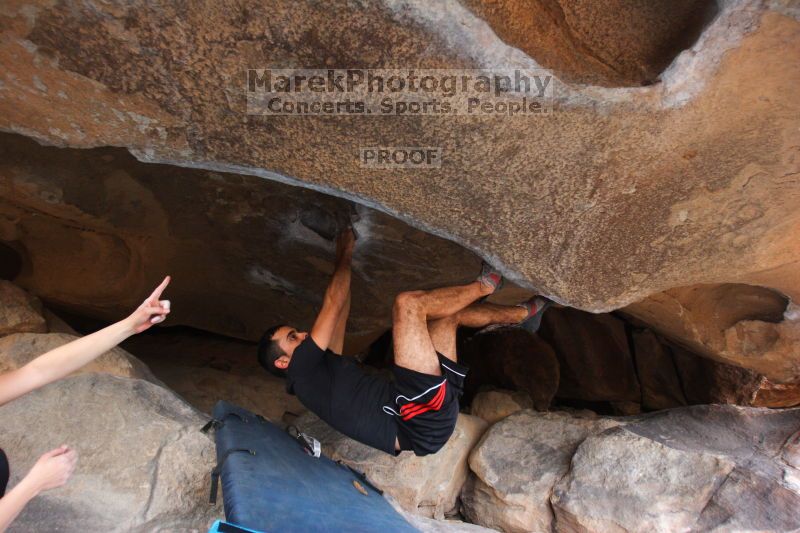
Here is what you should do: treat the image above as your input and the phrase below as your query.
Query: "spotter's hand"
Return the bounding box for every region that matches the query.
[126,276,172,334]
[26,445,78,493]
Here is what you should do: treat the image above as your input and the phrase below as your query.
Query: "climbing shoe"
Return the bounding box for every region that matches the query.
[477,262,503,292]
[516,295,552,334]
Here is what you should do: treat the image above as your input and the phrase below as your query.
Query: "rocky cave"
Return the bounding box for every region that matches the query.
[0,0,799,531]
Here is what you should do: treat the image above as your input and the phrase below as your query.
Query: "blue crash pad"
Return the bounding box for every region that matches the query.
[208,519,261,533]
[209,401,417,533]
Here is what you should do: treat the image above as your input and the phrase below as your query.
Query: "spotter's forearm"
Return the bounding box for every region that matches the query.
[0,475,39,532]
[0,318,135,407]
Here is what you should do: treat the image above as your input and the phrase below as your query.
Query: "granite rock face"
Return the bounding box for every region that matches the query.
[469,389,533,424]
[633,328,800,410]
[397,511,498,533]
[0,374,218,532]
[495,305,799,412]
[0,132,480,347]
[460,0,717,86]
[552,425,736,532]
[0,0,797,314]
[462,409,620,532]
[0,332,158,383]
[463,405,800,532]
[0,280,160,383]
[0,281,46,337]
[0,0,798,384]
[296,411,488,519]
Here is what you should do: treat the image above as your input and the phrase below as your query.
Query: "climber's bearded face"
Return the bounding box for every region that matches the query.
[273,326,308,368]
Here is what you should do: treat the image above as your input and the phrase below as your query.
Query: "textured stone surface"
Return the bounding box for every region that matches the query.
[462,405,800,532]
[625,283,800,382]
[41,308,80,335]
[552,405,800,532]
[469,389,533,425]
[0,332,158,383]
[0,0,797,386]
[0,132,481,346]
[671,345,771,406]
[0,0,797,316]
[297,411,488,519]
[0,281,46,337]
[752,380,800,408]
[461,0,717,86]
[462,409,620,532]
[552,426,735,533]
[0,374,218,531]
[784,430,800,469]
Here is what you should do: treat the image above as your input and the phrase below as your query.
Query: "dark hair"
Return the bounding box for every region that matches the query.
[257,324,288,378]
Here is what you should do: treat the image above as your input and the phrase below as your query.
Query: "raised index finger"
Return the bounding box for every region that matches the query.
[148,275,171,301]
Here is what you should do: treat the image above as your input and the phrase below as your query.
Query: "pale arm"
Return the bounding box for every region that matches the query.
[0,446,77,533]
[0,276,172,407]
[0,475,37,532]
[310,229,354,352]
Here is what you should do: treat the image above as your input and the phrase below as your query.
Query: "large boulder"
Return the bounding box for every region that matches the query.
[41,308,80,335]
[551,426,735,532]
[1,0,797,313]
[0,0,799,383]
[135,363,305,422]
[0,332,158,383]
[463,405,800,532]
[671,344,773,406]
[784,430,800,469]
[460,0,717,87]
[551,405,800,532]
[750,380,800,408]
[0,374,218,531]
[461,410,620,532]
[469,389,533,425]
[297,411,488,519]
[0,281,46,337]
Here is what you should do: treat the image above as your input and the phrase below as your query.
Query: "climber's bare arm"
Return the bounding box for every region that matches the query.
[329,290,351,355]
[0,276,172,407]
[310,229,354,352]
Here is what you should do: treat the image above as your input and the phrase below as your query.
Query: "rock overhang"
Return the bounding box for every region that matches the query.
[0,0,798,372]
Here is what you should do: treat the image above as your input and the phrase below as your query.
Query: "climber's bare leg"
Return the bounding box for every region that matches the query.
[456,302,528,329]
[427,303,527,362]
[392,281,492,376]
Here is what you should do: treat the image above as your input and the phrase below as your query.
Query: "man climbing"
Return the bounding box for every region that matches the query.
[258,228,550,456]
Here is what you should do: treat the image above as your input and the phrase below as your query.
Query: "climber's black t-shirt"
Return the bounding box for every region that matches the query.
[286,337,398,455]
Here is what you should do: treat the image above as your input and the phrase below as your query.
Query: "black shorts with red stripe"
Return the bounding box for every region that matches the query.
[383,353,468,456]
